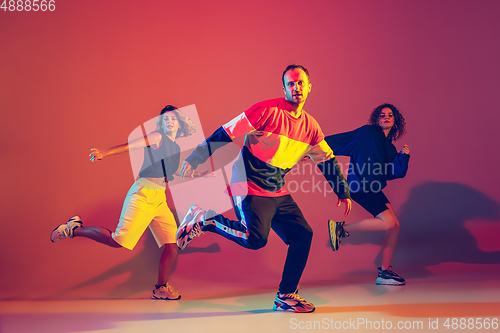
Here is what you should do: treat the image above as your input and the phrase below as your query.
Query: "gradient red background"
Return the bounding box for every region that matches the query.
[1,0,499,299]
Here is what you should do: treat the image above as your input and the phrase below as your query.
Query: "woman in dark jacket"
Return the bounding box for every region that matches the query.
[327,103,410,285]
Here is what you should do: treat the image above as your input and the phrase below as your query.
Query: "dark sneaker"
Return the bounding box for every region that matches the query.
[176,205,206,250]
[376,266,405,286]
[50,216,83,243]
[328,220,349,251]
[273,292,315,313]
[151,283,181,300]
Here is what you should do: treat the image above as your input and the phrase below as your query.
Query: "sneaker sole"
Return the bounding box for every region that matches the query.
[328,220,339,251]
[273,302,315,313]
[375,278,405,286]
[151,294,181,300]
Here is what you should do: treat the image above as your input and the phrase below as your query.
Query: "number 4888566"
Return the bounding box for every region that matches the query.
[1,0,56,11]
[443,318,498,330]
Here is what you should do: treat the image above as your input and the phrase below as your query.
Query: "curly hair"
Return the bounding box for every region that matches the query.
[156,105,197,139]
[368,103,406,141]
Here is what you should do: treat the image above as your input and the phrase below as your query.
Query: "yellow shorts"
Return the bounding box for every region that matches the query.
[112,178,177,250]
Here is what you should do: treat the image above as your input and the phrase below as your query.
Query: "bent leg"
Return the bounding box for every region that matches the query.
[343,205,399,269]
[71,180,155,250]
[74,226,122,248]
[203,195,276,250]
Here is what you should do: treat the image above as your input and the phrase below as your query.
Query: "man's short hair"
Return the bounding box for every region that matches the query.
[282,64,310,86]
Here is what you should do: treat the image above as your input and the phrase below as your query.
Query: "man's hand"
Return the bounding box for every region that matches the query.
[337,198,352,217]
[180,161,195,180]
[193,170,216,178]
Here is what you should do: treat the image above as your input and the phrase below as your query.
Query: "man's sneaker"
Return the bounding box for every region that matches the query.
[50,216,83,243]
[273,291,315,313]
[376,266,405,286]
[176,205,206,250]
[328,220,349,251]
[151,283,181,300]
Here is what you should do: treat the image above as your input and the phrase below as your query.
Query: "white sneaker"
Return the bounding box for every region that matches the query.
[50,216,83,243]
[176,205,206,250]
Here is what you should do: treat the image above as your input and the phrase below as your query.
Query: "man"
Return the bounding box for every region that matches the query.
[176,65,351,313]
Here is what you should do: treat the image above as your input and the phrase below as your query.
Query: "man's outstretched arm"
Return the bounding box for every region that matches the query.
[180,127,233,179]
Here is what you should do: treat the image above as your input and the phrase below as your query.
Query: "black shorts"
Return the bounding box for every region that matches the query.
[350,190,390,217]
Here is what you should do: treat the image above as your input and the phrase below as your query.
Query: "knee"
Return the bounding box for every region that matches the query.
[302,227,313,242]
[381,216,399,231]
[284,226,313,246]
[303,228,313,248]
[247,235,268,250]
[164,243,178,254]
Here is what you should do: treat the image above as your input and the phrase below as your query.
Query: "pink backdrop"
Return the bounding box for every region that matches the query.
[1,0,499,299]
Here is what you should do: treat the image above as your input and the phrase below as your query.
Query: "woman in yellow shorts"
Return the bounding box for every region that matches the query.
[50,105,209,300]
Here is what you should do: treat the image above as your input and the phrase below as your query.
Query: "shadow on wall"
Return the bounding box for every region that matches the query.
[346,181,500,278]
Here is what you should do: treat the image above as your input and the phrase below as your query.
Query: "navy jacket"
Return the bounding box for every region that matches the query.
[324,125,409,193]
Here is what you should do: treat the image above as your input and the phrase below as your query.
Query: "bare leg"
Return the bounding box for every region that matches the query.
[157,243,178,285]
[380,205,400,270]
[344,204,400,269]
[73,226,122,248]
